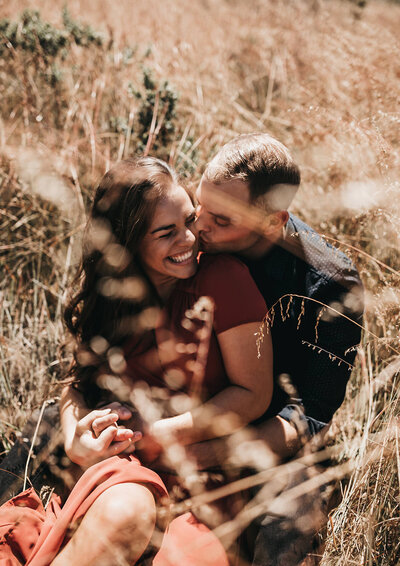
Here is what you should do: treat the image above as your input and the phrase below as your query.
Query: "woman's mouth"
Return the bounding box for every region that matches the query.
[167,249,194,264]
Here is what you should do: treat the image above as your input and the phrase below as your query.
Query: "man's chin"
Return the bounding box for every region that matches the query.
[199,240,219,254]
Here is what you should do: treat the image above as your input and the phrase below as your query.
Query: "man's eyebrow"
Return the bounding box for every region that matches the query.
[151,224,175,234]
[197,201,231,221]
[210,212,231,222]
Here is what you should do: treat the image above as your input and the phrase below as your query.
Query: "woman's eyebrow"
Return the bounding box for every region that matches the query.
[151,223,175,234]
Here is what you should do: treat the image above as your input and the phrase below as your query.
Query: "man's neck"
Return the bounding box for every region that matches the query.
[237,227,286,259]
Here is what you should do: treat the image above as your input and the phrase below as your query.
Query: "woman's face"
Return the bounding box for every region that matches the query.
[139,184,198,289]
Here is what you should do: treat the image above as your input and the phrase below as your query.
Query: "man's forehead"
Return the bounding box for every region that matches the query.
[197,178,259,227]
[197,178,250,209]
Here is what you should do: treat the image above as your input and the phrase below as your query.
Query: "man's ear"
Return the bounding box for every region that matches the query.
[263,210,289,235]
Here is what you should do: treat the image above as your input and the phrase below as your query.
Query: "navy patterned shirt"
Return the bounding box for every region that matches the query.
[240,214,364,436]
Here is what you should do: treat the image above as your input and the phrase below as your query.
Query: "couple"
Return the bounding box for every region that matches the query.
[0,133,363,566]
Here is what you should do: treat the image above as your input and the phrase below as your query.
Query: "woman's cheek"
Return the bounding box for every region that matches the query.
[158,240,172,257]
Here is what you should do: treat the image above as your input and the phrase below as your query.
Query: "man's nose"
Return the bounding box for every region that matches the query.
[195,206,209,231]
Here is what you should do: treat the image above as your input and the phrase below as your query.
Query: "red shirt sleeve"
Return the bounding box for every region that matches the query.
[195,254,267,334]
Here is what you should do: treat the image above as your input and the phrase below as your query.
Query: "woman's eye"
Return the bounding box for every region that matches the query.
[158,231,173,239]
[186,214,196,225]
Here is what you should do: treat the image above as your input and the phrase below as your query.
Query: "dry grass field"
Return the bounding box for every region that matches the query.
[1,0,400,564]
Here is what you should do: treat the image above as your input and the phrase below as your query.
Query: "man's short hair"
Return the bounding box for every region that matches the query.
[203,133,301,210]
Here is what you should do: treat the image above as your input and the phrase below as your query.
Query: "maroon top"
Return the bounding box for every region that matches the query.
[124,254,267,408]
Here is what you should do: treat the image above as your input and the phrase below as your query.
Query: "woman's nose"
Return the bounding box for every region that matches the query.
[182,226,196,244]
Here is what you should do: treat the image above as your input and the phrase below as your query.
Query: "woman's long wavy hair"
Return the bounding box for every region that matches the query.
[64,156,179,406]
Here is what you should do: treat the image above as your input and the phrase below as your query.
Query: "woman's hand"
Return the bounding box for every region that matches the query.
[65,405,142,468]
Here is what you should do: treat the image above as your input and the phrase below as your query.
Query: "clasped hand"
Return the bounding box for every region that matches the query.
[66,402,162,468]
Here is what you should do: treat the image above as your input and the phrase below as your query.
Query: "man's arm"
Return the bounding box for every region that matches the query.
[278,270,364,439]
[186,414,299,470]
[151,320,273,445]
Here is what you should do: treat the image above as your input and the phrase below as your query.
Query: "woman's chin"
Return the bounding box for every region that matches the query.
[168,259,198,279]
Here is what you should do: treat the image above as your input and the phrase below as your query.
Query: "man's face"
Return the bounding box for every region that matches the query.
[195,178,261,253]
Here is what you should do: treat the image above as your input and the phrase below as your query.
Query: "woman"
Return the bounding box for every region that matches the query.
[0,157,272,566]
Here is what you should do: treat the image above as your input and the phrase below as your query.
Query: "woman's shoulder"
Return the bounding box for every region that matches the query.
[195,253,267,333]
[197,253,250,279]
[194,253,260,300]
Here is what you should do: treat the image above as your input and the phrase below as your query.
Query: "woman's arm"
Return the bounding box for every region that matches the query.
[63,255,272,459]
[60,319,272,463]
[152,320,273,444]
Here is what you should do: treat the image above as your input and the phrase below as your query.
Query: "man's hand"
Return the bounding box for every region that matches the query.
[65,404,142,468]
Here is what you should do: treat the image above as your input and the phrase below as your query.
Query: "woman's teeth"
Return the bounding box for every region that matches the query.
[168,250,193,263]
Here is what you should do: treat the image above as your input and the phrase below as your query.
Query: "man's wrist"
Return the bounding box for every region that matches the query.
[151,412,194,440]
[278,404,328,437]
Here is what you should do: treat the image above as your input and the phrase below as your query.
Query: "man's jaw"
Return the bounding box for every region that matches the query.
[200,232,270,257]
[199,236,218,253]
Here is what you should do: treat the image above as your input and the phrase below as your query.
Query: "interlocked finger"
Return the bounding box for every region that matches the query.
[92,412,119,437]
[97,402,133,420]
[76,408,113,435]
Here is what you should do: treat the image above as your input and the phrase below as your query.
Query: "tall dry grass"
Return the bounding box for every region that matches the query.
[0,0,400,564]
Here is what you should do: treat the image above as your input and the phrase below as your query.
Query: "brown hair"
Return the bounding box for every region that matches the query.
[203,133,300,209]
[64,156,178,405]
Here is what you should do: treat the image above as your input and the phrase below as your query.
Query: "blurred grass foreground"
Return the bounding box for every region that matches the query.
[0,0,400,564]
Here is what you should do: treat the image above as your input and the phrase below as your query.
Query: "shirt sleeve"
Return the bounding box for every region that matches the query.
[196,254,268,334]
[278,271,364,432]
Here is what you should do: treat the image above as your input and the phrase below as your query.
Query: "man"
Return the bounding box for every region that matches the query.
[194,133,363,458]
[192,133,363,565]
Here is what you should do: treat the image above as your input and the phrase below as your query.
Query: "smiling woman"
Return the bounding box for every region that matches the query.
[0,156,273,566]
[60,156,274,562]
[62,156,273,439]
[139,185,198,295]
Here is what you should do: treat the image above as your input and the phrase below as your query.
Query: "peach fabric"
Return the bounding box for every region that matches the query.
[0,455,229,566]
[154,513,229,566]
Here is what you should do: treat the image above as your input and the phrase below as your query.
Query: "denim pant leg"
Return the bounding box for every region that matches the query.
[252,467,329,566]
[252,512,317,566]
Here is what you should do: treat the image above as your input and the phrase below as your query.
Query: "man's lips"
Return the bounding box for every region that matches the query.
[199,235,211,247]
